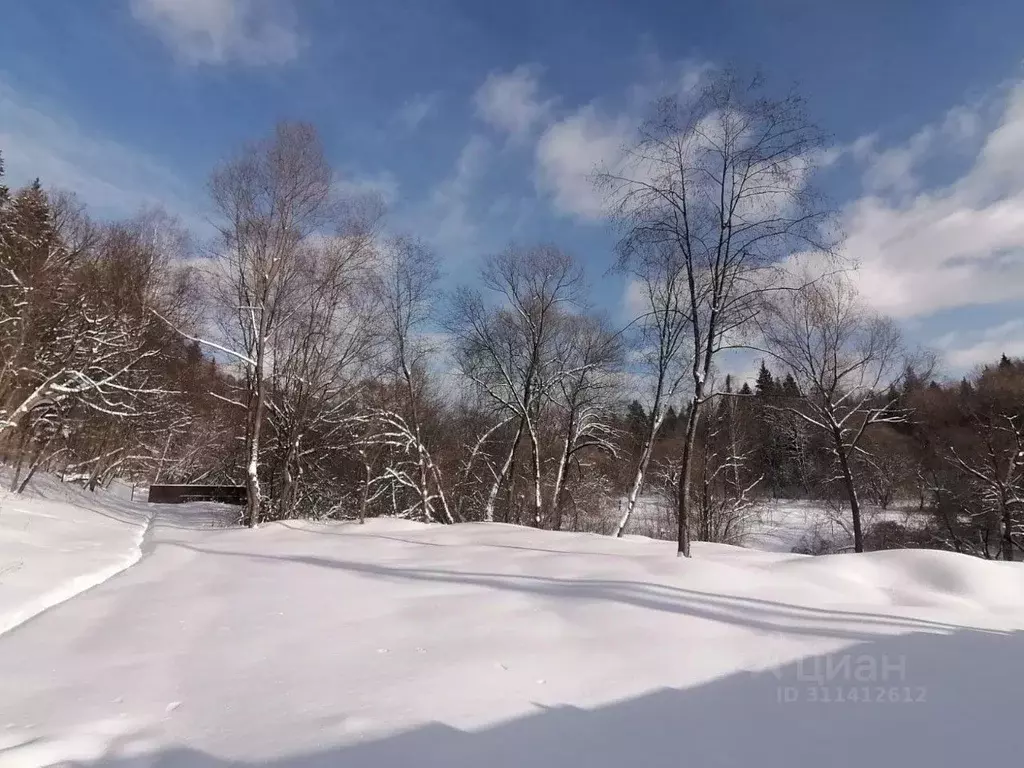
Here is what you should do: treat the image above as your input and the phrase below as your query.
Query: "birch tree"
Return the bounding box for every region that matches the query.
[614,242,690,537]
[547,313,621,529]
[759,271,908,553]
[207,122,335,527]
[449,245,584,524]
[365,236,454,524]
[267,219,380,518]
[601,71,834,556]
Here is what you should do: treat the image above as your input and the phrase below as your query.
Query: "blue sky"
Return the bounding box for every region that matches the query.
[2,0,1024,376]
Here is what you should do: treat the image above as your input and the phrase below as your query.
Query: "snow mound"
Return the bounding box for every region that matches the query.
[771,547,1024,608]
[0,473,154,636]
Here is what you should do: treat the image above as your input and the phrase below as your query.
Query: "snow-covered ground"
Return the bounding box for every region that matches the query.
[0,473,154,636]
[0,486,1022,767]
[0,475,234,637]
[622,493,924,553]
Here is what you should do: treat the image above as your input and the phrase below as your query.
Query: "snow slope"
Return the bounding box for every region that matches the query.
[0,511,1022,767]
[0,474,154,636]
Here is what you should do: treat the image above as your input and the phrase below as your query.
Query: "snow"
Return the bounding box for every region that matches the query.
[0,474,153,636]
[0,491,1022,766]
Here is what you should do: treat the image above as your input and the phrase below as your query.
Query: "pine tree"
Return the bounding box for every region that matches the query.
[625,399,647,436]
[903,365,923,394]
[755,360,776,397]
[999,353,1014,370]
[739,381,752,396]
[663,405,679,434]
[781,373,800,398]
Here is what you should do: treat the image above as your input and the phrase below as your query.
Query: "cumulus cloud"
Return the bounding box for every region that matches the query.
[532,60,711,221]
[534,106,631,220]
[843,79,1024,319]
[474,65,551,140]
[130,0,301,66]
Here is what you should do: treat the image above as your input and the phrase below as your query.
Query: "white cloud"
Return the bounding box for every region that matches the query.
[843,79,1024,319]
[932,318,1024,371]
[0,76,201,227]
[334,171,400,207]
[532,60,710,221]
[130,0,301,66]
[855,104,983,197]
[474,65,550,140]
[534,106,631,220]
[395,94,439,131]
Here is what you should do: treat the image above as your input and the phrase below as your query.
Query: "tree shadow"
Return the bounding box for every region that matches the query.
[60,627,1023,767]
[169,542,998,642]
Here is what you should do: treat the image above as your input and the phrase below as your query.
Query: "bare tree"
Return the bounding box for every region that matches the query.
[449,245,584,524]
[268,226,379,518]
[547,313,621,529]
[601,71,834,556]
[934,373,1024,561]
[759,271,908,552]
[363,236,454,523]
[614,242,690,536]
[205,122,335,527]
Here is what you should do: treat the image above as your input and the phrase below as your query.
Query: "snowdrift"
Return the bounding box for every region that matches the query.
[0,473,152,636]
[0,507,1021,767]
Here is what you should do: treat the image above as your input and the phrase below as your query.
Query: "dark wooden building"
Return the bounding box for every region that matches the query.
[147,485,246,505]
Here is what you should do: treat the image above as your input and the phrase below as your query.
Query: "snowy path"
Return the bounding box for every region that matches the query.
[0,478,153,636]
[0,513,1022,767]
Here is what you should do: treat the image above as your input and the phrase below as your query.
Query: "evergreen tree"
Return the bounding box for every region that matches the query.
[625,399,647,436]
[754,360,776,397]
[739,381,752,396]
[902,365,923,394]
[781,373,800,398]
[663,405,679,434]
[999,353,1013,370]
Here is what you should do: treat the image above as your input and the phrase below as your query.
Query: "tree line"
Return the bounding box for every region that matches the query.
[1,71,1020,560]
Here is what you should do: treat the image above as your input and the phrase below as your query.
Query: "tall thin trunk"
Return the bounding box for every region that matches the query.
[550,430,573,531]
[677,395,702,558]
[833,430,864,553]
[616,412,666,538]
[485,419,524,522]
[9,425,31,492]
[245,373,266,528]
[527,418,543,528]
[358,460,371,524]
[278,437,300,519]
[16,438,53,494]
[1000,498,1014,562]
[154,430,173,485]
